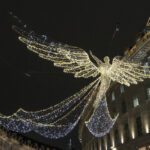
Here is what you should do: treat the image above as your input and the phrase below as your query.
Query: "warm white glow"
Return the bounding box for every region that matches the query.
[121,138,124,144]
[131,129,135,139]
[120,132,124,144]
[104,137,108,150]
[143,116,149,134]
[111,146,117,150]
[145,123,149,133]
[139,147,146,150]
[98,139,102,150]
[111,135,115,147]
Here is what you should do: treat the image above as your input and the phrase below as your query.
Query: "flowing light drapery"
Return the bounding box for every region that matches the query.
[0,25,150,140]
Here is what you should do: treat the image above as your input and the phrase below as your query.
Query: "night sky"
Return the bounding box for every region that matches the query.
[0,0,150,149]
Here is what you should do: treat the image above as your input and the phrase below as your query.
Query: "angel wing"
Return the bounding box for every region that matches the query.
[109,57,150,86]
[12,25,100,79]
[0,78,100,139]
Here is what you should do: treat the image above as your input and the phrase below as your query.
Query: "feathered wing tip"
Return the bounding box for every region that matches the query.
[85,97,118,137]
[110,58,150,86]
[12,25,101,79]
[0,79,100,139]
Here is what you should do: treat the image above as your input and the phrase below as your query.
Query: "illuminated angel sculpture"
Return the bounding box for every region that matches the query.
[0,25,150,140]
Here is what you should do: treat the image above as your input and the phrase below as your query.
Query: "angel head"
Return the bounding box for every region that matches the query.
[103,56,110,64]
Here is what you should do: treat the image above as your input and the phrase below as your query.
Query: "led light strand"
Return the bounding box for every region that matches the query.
[0,80,100,139]
[0,25,150,140]
[14,78,99,121]
[86,97,118,137]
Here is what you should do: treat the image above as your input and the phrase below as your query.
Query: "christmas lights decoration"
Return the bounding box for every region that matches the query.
[0,25,150,140]
[85,97,118,137]
[0,79,100,139]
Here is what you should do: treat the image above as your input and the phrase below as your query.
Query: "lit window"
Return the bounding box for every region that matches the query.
[144,62,149,74]
[120,85,124,93]
[112,92,115,101]
[133,97,139,107]
[147,88,150,99]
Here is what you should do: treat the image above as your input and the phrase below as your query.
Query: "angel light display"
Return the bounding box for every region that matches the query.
[0,25,150,141]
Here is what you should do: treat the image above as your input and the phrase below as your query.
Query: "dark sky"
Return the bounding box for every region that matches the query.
[0,0,150,149]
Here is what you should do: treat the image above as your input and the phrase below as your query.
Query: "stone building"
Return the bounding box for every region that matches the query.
[0,128,61,150]
[81,18,150,150]
[82,79,150,150]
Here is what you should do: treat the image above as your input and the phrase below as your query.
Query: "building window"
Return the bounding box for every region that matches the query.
[120,85,124,93]
[133,96,139,107]
[147,88,150,99]
[136,117,143,136]
[124,123,130,142]
[144,62,149,74]
[121,100,127,113]
[112,92,115,101]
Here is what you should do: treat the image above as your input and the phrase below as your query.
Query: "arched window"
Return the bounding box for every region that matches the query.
[133,96,139,108]
[144,62,149,74]
[120,85,124,93]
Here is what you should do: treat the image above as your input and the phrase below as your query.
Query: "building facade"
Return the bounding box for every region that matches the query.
[81,19,150,150]
[82,80,150,150]
[0,127,61,150]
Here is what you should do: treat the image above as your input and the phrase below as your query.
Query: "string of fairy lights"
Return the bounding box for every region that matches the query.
[0,79,100,138]
[86,97,118,137]
[0,24,150,140]
[14,78,98,121]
